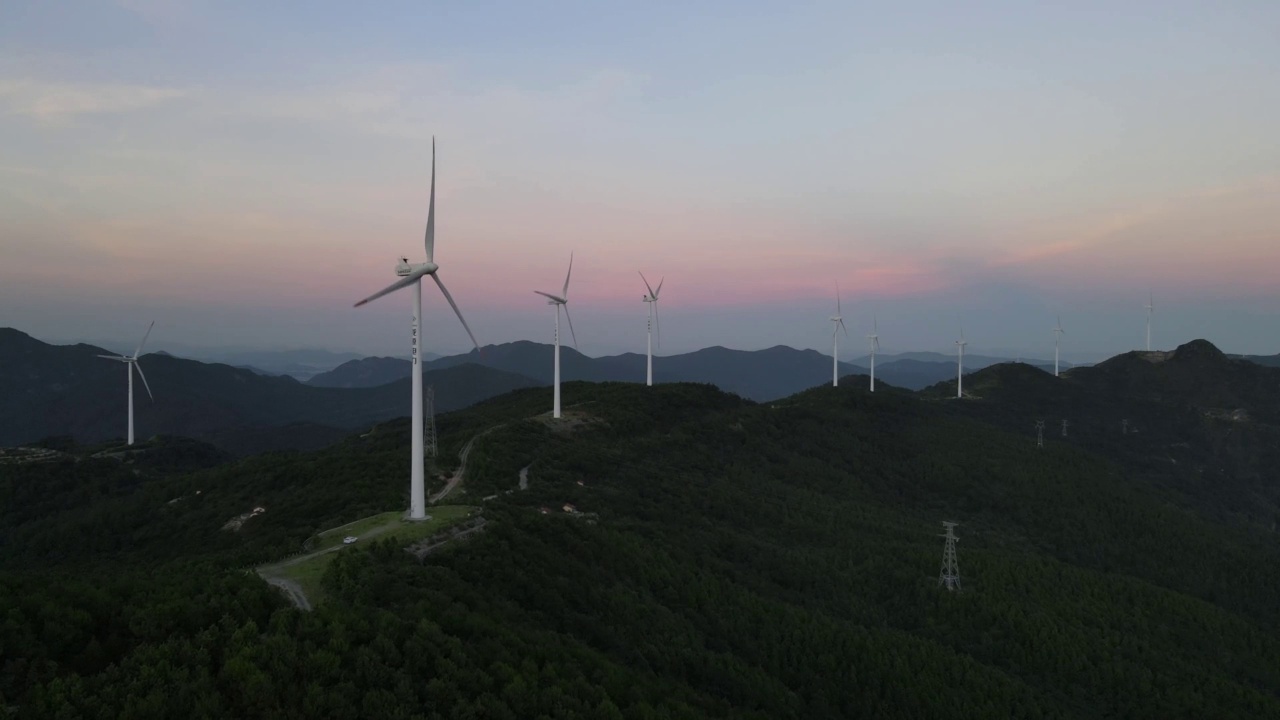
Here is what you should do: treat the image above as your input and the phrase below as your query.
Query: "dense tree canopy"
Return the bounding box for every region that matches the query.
[3,377,1279,718]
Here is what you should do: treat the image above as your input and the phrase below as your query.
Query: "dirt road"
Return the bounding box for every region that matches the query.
[263,577,311,611]
[430,424,502,503]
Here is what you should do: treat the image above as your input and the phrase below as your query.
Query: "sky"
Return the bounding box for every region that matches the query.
[2,0,1278,362]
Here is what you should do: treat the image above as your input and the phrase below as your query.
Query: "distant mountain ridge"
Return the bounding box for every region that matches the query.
[308,341,1019,397]
[0,328,538,452]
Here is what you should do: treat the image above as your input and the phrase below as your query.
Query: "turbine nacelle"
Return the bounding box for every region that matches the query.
[396,260,438,277]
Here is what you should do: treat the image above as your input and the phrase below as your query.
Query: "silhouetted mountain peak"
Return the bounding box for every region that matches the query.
[1170,339,1227,363]
[0,327,34,343]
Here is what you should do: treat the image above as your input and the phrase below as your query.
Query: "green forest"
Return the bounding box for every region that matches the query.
[3,366,1280,718]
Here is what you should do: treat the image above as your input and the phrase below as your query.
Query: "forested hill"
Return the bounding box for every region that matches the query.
[0,328,539,452]
[3,373,1280,716]
[925,338,1280,527]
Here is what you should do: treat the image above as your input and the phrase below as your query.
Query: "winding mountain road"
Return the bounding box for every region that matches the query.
[430,424,503,504]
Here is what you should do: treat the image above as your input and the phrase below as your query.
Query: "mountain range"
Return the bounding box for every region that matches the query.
[0,328,536,453]
[6,326,1274,458]
[308,340,1066,395]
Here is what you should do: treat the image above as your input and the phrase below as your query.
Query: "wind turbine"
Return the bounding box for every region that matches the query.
[829,283,848,387]
[1144,292,1154,351]
[536,253,578,418]
[352,138,480,522]
[1053,315,1065,377]
[98,321,155,446]
[640,272,663,387]
[955,326,968,399]
[867,315,879,392]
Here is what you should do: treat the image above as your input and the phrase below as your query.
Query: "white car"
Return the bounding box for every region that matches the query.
[342,536,358,545]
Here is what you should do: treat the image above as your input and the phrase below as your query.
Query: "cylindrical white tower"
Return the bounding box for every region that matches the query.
[409,281,425,520]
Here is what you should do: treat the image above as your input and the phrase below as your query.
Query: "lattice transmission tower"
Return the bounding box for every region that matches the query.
[424,385,438,458]
[938,522,961,591]
[1061,419,1069,438]
[1035,420,1045,448]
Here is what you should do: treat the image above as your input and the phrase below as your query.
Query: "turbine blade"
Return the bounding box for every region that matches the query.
[98,354,128,361]
[654,277,663,298]
[874,313,878,333]
[639,271,656,299]
[534,290,566,303]
[354,272,422,307]
[562,302,579,349]
[133,361,154,401]
[424,137,436,263]
[839,318,848,337]
[836,281,841,314]
[562,252,573,298]
[134,320,155,358]
[432,273,480,352]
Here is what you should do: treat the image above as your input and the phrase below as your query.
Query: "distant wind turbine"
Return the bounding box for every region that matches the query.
[1053,315,1065,378]
[352,138,481,522]
[829,283,848,387]
[955,326,968,399]
[640,272,663,387]
[1145,292,1154,351]
[536,253,578,418]
[98,321,155,446]
[867,315,879,393]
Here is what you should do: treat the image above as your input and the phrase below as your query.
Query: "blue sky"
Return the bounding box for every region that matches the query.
[2,1,1278,360]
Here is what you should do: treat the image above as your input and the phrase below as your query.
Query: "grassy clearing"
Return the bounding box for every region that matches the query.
[261,505,478,607]
[319,505,475,546]
[282,552,337,605]
[313,511,403,551]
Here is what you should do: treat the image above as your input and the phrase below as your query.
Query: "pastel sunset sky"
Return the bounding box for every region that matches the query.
[2,0,1278,360]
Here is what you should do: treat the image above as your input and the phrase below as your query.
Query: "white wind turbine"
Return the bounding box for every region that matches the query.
[955,326,968,399]
[867,314,879,392]
[829,283,848,387]
[353,138,480,522]
[1053,315,1065,377]
[1144,292,1154,351]
[640,272,663,387]
[98,321,155,446]
[535,253,578,418]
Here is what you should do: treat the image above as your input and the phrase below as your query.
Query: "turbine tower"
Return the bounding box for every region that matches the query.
[535,253,578,418]
[640,272,663,387]
[829,283,848,387]
[1052,315,1065,377]
[353,138,480,521]
[97,321,155,446]
[424,385,437,459]
[955,327,968,399]
[1145,293,1154,351]
[867,315,879,393]
[938,522,961,591]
